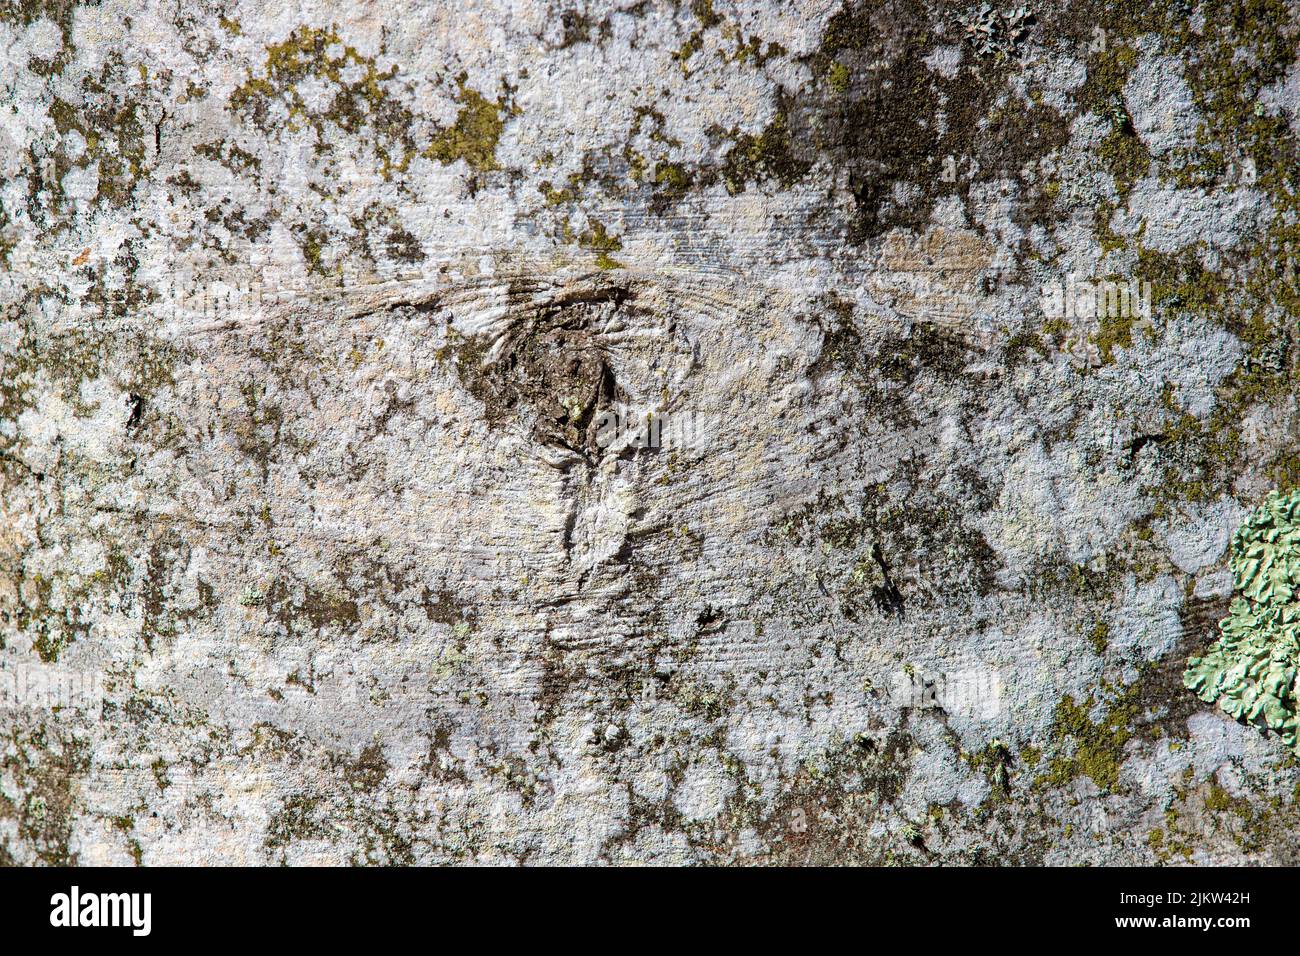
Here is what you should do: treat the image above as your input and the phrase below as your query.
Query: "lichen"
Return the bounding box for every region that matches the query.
[1185,489,1300,752]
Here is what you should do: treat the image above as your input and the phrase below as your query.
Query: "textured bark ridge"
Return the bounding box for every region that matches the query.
[1,0,1299,864]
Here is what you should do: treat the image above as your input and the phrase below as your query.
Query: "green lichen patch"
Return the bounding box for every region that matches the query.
[1230,490,1300,606]
[1185,489,1300,752]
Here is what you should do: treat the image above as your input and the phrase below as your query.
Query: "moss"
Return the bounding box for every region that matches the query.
[1146,0,1300,428]
[1076,41,1138,116]
[1150,772,1290,860]
[965,739,1014,797]
[0,319,187,663]
[827,60,850,93]
[1145,314,1295,511]
[110,814,143,865]
[194,140,262,177]
[1044,690,1138,792]
[1067,38,1153,200]
[1268,452,1300,491]
[229,25,423,181]
[232,26,354,108]
[264,793,331,851]
[622,147,648,183]
[1089,621,1110,656]
[719,105,810,196]
[35,58,149,214]
[539,178,579,205]
[295,227,328,277]
[1097,124,1151,200]
[150,756,170,791]
[726,34,786,66]
[15,573,87,664]
[669,0,723,76]
[0,0,78,75]
[769,474,999,629]
[653,161,691,192]
[574,219,624,270]
[1044,612,1209,794]
[1091,308,1142,365]
[673,37,699,74]
[332,742,389,792]
[671,674,733,721]
[1130,225,1297,512]
[1135,246,1229,319]
[801,2,1070,241]
[264,574,361,637]
[756,729,919,863]
[425,75,506,173]
[1203,779,1234,813]
[1172,0,1299,208]
[690,0,720,28]
[1003,329,1050,368]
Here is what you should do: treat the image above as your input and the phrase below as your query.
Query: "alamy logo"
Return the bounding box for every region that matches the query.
[49,886,151,936]
[1040,275,1152,321]
[891,665,1003,719]
[593,406,712,452]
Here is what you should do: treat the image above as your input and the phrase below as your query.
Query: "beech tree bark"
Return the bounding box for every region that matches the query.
[1,0,1298,864]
